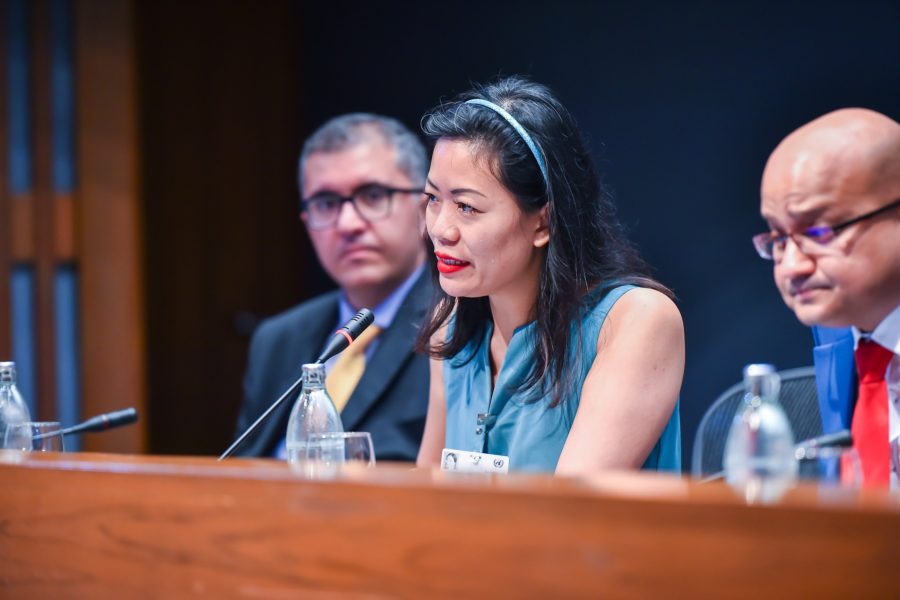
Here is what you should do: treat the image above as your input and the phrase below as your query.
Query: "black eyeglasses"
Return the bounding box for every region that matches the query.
[301,183,422,230]
[752,197,900,260]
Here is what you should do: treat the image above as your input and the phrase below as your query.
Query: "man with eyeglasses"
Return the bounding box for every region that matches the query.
[756,108,900,487]
[235,113,430,461]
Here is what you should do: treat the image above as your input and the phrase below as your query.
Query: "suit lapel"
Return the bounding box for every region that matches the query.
[813,327,856,434]
[340,272,430,431]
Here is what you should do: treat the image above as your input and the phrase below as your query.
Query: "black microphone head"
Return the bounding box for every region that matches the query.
[344,308,374,340]
[314,308,376,364]
[109,407,139,426]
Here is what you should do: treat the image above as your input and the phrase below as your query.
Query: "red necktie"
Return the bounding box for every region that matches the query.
[852,339,893,486]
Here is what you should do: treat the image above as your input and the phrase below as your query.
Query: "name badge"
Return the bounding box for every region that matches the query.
[441,448,509,474]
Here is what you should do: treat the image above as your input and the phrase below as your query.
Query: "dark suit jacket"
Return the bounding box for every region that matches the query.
[812,325,857,435]
[236,272,432,461]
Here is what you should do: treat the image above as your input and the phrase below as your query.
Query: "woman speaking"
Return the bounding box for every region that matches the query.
[416,77,683,476]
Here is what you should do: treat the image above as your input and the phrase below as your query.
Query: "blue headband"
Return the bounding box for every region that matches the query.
[465,98,549,185]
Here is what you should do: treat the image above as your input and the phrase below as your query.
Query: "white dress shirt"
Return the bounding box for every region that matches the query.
[852,303,900,489]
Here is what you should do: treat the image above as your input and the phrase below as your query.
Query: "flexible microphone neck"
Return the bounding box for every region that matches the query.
[219,308,375,460]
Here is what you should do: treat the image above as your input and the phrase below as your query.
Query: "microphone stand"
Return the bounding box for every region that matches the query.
[218,308,375,461]
[218,375,306,460]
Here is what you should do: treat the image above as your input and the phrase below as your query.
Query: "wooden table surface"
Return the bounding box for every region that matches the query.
[1,451,898,598]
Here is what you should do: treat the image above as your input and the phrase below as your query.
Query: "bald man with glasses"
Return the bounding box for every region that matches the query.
[756,108,900,487]
[235,113,431,461]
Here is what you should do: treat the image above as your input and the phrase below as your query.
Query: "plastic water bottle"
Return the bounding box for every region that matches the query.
[0,361,32,449]
[285,363,343,468]
[723,364,798,503]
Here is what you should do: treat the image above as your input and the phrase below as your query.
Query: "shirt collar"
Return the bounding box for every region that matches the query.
[852,303,900,354]
[338,264,424,330]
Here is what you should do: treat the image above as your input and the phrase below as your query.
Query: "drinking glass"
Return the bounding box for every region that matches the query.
[305,431,375,468]
[4,421,65,452]
[796,446,862,489]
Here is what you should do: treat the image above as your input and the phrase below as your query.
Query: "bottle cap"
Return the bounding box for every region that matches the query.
[743,363,776,378]
[0,361,16,383]
[742,363,780,399]
[301,363,326,388]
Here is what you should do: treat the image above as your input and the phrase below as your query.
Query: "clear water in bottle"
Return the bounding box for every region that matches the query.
[723,364,798,503]
[0,361,32,450]
[285,363,344,473]
[286,437,345,464]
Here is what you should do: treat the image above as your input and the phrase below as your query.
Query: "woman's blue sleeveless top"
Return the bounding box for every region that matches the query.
[444,285,681,473]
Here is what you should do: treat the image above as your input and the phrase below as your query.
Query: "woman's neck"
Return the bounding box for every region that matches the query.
[488,261,541,343]
[487,280,538,381]
[489,295,534,344]
[485,257,542,385]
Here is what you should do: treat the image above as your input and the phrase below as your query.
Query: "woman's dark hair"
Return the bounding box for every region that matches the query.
[417,76,673,407]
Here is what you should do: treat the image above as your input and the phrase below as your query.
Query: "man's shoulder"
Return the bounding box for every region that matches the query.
[254,291,340,341]
[403,269,433,313]
[254,270,432,343]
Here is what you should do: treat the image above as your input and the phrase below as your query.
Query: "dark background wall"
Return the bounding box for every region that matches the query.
[138,1,307,453]
[138,1,900,463]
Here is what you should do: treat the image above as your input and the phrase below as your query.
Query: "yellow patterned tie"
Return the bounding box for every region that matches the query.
[325,324,382,413]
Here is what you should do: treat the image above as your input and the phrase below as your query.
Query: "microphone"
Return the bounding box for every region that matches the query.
[33,407,138,440]
[793,429,852,459]
[315,308,375,364]
[700,429,853,483]
[218,308,375,460]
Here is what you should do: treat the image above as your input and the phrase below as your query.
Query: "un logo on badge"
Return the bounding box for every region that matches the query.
[493,458,504,469]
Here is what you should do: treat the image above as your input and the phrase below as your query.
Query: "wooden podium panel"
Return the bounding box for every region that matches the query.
[1,452,898,598]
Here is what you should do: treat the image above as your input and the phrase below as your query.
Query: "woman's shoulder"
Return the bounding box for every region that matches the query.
[598,286,683,345]
[586,283,678,316]
[614,286,679,316]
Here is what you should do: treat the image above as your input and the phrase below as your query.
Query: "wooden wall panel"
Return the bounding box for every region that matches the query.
[0,0,10,357]
[53,193,75,260]
[137,0,307,454]
[74,0,146,452]
[31,0,56,421]
[9,194,33,260]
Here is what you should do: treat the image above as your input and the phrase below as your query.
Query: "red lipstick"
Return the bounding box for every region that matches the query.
[435,251,470,274]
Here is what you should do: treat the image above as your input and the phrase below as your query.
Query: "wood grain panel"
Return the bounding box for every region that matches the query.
[9,193,34,260]
[0,0,10,356]
[54,193,75,260]
[137,0,305,454]
[31,0,57,421]
[74,0,146,452]
[0,454,898,599]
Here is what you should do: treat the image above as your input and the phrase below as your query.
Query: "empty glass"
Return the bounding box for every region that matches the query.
[4,421,65,452]
[304,431,375,476]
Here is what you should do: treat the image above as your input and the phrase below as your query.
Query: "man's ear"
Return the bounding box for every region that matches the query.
[533,204,550,248]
